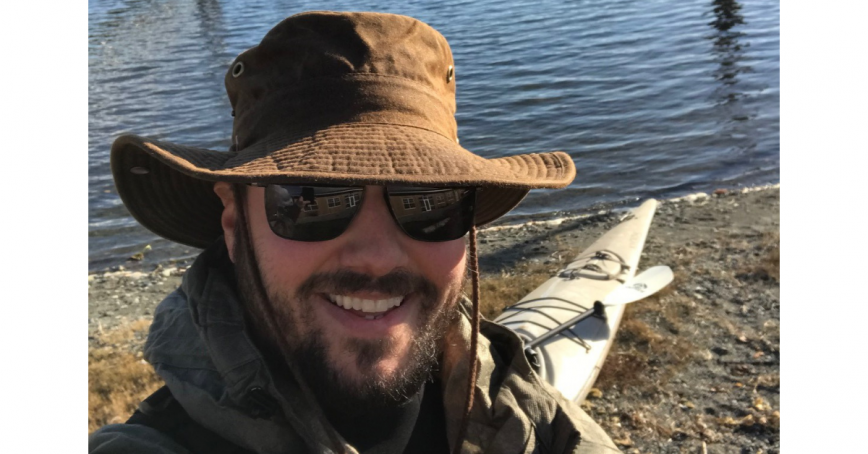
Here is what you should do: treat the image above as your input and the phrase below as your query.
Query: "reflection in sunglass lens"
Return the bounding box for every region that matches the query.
[264,185,364,241]
[385,187,475,242]
[263,185,476,242]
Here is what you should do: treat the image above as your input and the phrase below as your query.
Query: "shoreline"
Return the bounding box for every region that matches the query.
[88,186,780,452]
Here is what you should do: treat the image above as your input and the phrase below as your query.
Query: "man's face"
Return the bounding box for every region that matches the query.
[218,184,466,407]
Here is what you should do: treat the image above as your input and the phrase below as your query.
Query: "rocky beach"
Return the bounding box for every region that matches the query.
[89,185,780,453]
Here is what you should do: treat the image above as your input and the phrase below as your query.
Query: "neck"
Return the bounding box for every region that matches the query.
[262,349,426,452]
[325,387,424,452]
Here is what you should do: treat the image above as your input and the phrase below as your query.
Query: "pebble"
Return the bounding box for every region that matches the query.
[753,397,769,411]
[613,436,632,447]
[673,192,709,204]
[712,346,729,356]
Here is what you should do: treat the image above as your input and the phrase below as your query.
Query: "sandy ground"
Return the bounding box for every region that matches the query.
[88,185,780,453]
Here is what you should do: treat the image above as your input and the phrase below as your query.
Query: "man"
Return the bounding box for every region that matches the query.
[89,11,621,454]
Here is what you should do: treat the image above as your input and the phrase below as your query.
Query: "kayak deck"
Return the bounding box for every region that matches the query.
[494,199,659,402]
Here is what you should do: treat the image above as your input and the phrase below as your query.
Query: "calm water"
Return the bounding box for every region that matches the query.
[88,0,779,271]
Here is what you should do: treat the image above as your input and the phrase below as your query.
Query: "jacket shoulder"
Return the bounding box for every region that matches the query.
[478,318,622,453]
[89,423,190,454]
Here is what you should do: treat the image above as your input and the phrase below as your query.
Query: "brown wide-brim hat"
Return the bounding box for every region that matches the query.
[111,11,576,249]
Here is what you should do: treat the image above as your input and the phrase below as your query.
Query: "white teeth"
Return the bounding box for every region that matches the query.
[328,294,405,313]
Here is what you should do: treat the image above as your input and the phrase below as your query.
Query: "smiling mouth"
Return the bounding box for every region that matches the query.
[326,294,406,320]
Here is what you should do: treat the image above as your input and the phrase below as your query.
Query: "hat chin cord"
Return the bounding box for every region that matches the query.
[452,225,481,454]
[233,186,347,452]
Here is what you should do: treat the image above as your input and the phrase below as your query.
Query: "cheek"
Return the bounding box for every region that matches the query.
[252,239,324,293]
[411,238,467,288]
[244,191,334,292]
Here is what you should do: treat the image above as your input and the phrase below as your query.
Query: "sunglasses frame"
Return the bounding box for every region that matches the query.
[252,183,478,243]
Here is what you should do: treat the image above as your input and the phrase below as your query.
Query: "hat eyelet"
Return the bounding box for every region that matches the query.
[232,61,245,78]
[447,65,454,82]
[130,166,149,175]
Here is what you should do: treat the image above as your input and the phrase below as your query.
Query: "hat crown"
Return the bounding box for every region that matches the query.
[227,12,455,93]
[224,12,457,150]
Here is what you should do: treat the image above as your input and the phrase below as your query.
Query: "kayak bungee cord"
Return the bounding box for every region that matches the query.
[495,299,594,351]
[559,249,631,282]
[496,249,632,353]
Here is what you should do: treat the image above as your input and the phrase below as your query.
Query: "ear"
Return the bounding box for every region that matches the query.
[213,182,238,263]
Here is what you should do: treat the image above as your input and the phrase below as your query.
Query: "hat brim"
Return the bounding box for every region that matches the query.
[111,123,576,249]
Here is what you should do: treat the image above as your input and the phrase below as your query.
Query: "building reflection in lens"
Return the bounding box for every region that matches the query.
[266,186,364,241]
[388,187,474,239]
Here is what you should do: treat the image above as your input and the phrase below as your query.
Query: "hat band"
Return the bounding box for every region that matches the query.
[231,74,458,152]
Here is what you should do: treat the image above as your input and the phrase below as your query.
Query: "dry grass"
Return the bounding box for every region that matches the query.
[89,318,163,433]
[731,231,779,283]
[595,306,695,393]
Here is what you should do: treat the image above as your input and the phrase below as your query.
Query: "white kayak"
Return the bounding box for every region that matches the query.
[494,199,661,403]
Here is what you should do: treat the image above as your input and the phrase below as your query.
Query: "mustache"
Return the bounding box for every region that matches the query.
[296,269,440,302]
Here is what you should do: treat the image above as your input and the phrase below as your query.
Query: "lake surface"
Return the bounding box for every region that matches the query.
[88,0,779,271]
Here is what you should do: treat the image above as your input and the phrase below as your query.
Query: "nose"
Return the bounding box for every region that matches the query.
[337,186,409,276]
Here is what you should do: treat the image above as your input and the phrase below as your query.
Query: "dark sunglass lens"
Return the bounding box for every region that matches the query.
[264,185,364,241]
[386,187,475,242]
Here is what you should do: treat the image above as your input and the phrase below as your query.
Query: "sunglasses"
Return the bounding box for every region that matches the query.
[261,184,477,242]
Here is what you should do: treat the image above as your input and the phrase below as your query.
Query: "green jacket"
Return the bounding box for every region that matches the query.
[90,244,620,453]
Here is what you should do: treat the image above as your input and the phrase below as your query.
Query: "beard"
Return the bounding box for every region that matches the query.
[231,199,462,415]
